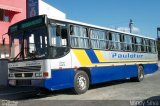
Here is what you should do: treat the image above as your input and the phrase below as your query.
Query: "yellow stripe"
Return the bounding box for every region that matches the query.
[72,49,92,66]
[94,50,107,62]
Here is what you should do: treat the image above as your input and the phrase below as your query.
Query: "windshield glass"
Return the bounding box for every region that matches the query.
[10,26,48,61]
[10,21,70,61]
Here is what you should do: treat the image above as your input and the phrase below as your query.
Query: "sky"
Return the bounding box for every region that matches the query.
[44,0,160,38]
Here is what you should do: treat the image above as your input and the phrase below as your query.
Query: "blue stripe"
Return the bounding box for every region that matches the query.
[90,63,158,84]
[44,69,75,90]
[85,49,99,63]
[43,63,158,91]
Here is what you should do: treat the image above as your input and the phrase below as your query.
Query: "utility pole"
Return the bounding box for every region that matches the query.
[129,19,133,33]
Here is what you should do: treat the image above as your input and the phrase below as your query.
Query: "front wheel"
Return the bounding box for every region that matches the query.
[73,71,89,94]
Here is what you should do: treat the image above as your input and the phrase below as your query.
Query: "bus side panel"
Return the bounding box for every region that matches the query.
[44,69,75,91]
[90,65,138,84]
[143,63,158,74]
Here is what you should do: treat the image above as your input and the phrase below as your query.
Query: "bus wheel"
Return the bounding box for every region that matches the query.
[131,65,144,82]
[73,71,89,94]
[137,65,144,82]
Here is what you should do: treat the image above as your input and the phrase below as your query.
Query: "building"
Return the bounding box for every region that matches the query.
[27,0,66,19]
[0,0,26,58]
[38,0,66,19]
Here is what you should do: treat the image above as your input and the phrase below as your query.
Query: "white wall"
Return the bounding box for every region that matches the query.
[39,0,66,19]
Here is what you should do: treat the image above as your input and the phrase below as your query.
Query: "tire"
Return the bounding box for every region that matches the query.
[73,71,89,94]
[131,65,144,82]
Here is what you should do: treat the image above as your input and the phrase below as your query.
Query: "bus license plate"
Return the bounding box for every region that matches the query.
[9,80,16,86]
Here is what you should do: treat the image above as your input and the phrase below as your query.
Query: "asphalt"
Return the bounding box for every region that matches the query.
[0,70,160,106]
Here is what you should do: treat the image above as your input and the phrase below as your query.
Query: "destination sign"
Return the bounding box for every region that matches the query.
[21,18,43,29]
[8,15,46,34]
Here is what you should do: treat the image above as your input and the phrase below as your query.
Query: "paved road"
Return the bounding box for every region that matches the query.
[0,70,160,106]
[37,70,160,100]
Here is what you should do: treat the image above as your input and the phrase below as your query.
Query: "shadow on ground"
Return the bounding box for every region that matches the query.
[0,79,135,101]
[140,95,160,106]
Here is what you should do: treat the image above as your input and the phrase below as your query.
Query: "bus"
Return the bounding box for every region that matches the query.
[8,15,158,94]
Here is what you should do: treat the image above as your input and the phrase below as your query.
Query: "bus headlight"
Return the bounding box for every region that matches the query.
[35,73,43,77]
[9,73,14,77]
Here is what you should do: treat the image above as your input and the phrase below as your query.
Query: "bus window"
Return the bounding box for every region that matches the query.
[112,33,120,50]
[70,25,89,48]
[124,35,132,51]
[131,36,135,51]
[120,34,124,51]
[141,39,146,52]
[49,23,68,47]
[70,25,75,35]
[90,29,106,49]
[108,32,114,50]
[135,37,142,52]
[150,40,156,53]
[106,31,109,50]
[145,39,149,53]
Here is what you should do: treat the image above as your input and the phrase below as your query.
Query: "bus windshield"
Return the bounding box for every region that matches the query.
[10,26,48,61]
[9,19,70,61]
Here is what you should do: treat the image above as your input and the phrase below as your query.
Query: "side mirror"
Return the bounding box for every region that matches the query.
[3,38,5,46]
[70,25,74,35]
[56,25,62,36]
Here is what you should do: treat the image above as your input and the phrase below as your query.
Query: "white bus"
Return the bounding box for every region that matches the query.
[8,15,158,94]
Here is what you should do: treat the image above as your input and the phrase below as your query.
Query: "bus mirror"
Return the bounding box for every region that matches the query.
[2,38,5,46]
[61,29,68,39]
[70,25,74,35]
[56,25,62,36]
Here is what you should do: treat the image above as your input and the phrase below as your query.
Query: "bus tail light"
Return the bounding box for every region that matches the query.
[43,72,49,77]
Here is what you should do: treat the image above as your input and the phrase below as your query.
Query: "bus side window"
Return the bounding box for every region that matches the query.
[145,39,149,53]
[141,39,145,52]
[120,34,124,51]
[132,36,135,51]
[108,32,112,40]
[108,32,113,50]
[106,31,109,50]
[135,37,142,52]
[56,25,62,36]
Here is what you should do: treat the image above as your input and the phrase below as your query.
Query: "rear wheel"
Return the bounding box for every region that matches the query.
[73,71,89,94]
[131,65,144,82]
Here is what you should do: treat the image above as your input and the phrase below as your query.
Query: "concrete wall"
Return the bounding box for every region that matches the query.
[0,59,8,86]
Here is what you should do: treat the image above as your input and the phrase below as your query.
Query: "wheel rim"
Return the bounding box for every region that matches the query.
[139,66,144,80]
[77,75,87,90]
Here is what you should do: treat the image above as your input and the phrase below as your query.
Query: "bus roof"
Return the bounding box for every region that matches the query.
[52,17,155,40]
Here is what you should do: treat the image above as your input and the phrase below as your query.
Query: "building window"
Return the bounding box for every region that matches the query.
[0,9,10,22]
[0,9,4,20]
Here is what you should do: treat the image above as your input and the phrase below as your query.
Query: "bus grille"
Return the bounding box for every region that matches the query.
[15,73,33,77]
[9,66,41,72]
[16,80,31,86]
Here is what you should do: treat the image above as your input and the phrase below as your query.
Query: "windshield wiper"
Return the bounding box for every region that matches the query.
[13,49,24,61]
